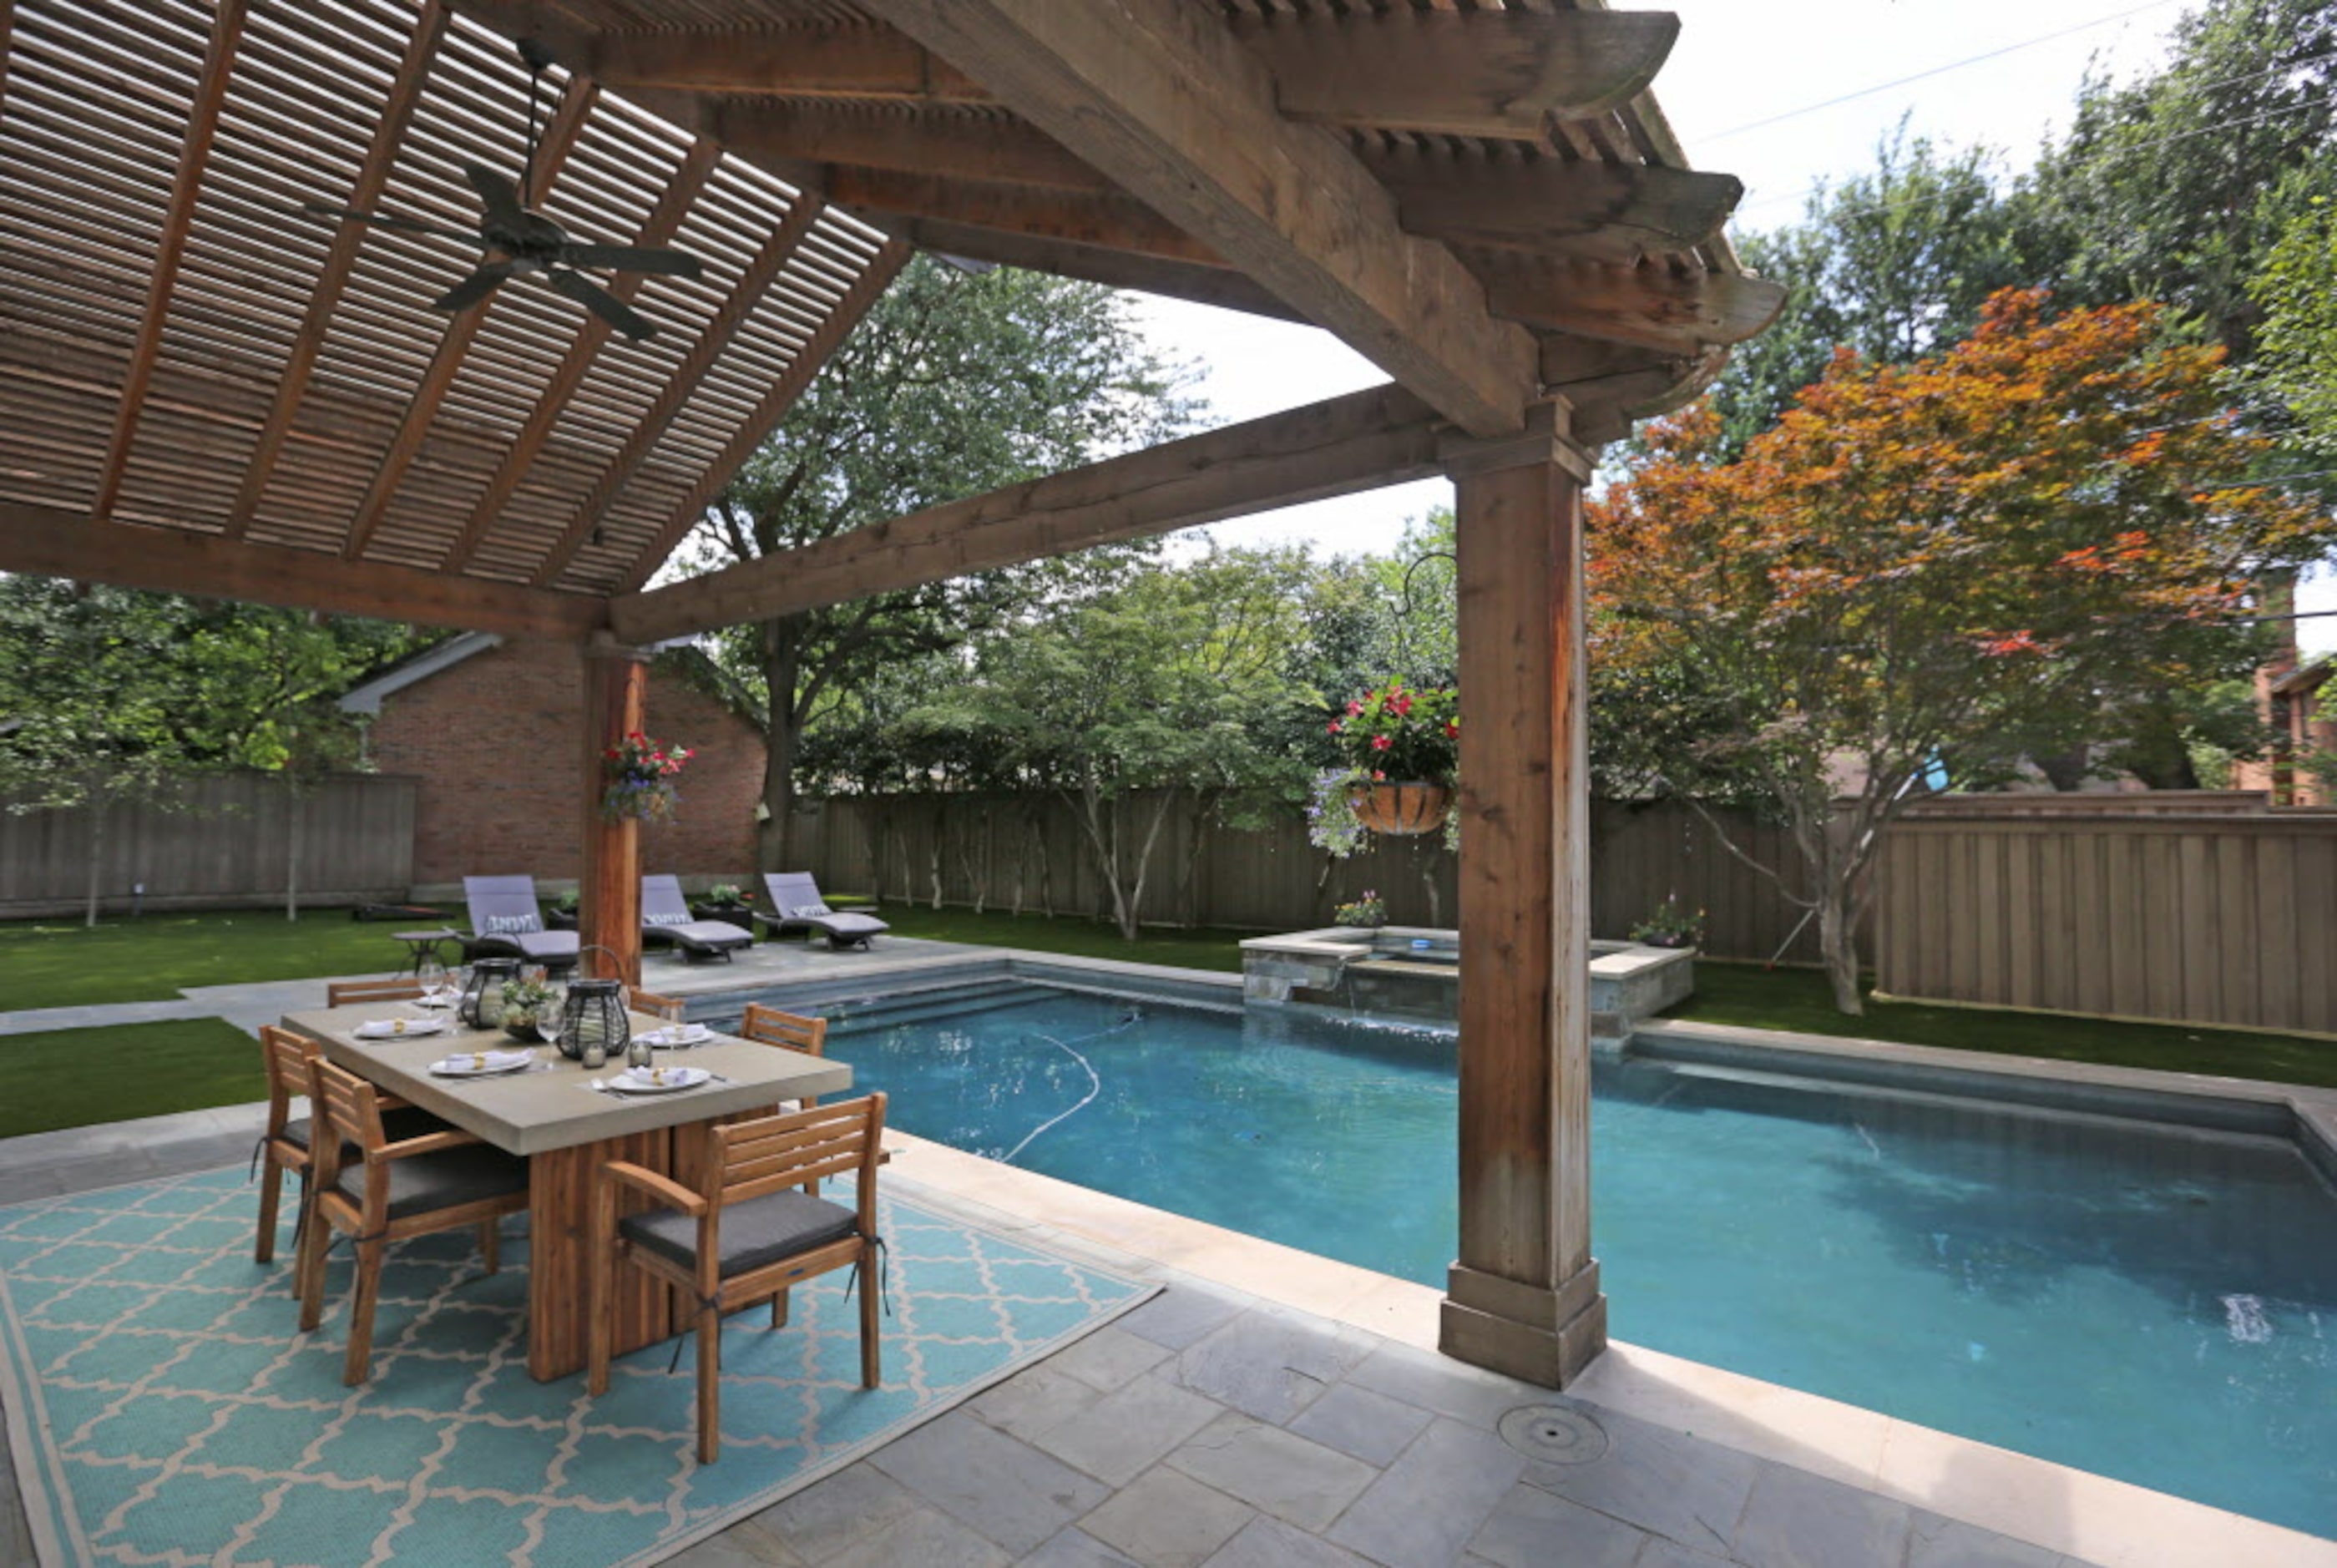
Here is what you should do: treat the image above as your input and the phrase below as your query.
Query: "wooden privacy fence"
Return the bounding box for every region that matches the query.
[1874,800,2337,1035]
[0,772,416,917]
[794,789,1828,964]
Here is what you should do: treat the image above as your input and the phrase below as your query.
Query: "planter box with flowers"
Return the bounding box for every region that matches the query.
[692,883,755,925]
[1308,680,1460,857]
[603,731,694,824]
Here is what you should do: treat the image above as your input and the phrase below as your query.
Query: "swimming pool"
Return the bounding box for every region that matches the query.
[706,978,2337,1538]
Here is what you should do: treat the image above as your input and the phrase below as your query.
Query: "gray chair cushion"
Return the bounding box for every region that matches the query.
[336,1142,527,1220]
[620,1189,859,1279]
[664,919,751,950]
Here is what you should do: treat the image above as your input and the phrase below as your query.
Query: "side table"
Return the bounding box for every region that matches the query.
[390,928,458,974]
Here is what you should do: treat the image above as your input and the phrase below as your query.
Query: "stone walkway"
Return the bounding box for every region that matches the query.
[0,1101,2103,1568]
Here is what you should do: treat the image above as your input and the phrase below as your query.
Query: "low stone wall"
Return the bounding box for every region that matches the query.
[1239,926,1694,1048]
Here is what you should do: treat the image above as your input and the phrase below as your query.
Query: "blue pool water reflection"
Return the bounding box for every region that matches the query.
[710,981,2337,1537]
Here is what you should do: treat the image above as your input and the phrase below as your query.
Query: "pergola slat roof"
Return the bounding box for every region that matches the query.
[0,0,1773,639]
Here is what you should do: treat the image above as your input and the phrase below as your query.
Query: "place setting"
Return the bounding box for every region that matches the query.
[427,1045,542,1079]
[635,1022,715,1050]
[588,1063,730,1097]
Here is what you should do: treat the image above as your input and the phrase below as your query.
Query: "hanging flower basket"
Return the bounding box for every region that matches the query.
[601,731,692,824]
[1349,781,1452,836]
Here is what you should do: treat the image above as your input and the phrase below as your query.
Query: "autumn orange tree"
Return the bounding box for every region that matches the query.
[1591,290,2331,1014]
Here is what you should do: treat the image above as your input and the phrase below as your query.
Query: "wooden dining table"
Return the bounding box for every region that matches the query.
[280,1004,852,1381]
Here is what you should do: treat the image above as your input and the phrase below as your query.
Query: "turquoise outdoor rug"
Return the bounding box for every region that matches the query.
[0,1166,1156,1566]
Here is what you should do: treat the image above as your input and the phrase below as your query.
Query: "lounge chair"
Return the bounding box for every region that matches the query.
[640,874,752,964]
[461,875,580,970]
[760,873,888,951]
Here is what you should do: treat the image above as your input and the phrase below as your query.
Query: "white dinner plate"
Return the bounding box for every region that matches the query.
[643,1024,712,1049]
[611,1065,710,1094]
[429,1050,534,1077]
[355,1017,447,1039]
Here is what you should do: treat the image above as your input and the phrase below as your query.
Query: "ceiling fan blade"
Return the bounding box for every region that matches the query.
[298,201,485,246]
[544,268,657,341]
[554,242,703,280]
[432,262,515,313]
[464,164,530,233]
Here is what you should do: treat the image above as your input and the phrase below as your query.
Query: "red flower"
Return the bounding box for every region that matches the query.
[1372,770,1386,781]
[1389,693,1414,716]
[1371,734,1393,751]
[1328,720,1343,735]
[1346,699,1364,716]
[1444,720,1460,738]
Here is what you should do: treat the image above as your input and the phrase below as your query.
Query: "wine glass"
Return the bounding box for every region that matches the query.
[415,953,453,1009]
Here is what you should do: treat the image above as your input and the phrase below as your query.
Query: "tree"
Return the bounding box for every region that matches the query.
[2019,0,2337,361]
[1591,291,2331,1014]
[1707,132,2037,458]
[0,584,418,923]
[2248,187,2337,453]
[682,257,1195,867]
[904,547,1319,938]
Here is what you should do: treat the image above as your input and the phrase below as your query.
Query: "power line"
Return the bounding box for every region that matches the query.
[1702,0,2183,144]
[1737,99,2326,220]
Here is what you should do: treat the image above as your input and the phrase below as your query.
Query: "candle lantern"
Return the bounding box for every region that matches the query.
[458,958,522,1029]
[556,978,630,1066]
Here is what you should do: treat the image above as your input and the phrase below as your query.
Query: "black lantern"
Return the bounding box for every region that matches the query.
[556,978,630,1065]
[459,958,523,1029]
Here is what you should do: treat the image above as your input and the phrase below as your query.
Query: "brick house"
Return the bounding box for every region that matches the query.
[341,634,766,898]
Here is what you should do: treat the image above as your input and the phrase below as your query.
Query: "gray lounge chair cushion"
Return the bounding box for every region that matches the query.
[508,929,579,964]
[620,1190,859,1280]
[335,1143,528,1220]
[660,919,751,950]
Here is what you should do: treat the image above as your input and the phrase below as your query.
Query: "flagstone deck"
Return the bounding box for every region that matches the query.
[4,943,2326,1567]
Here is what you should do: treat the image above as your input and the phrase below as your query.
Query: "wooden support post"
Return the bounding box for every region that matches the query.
[1439,405,1606,1386]
[581,635,648,987]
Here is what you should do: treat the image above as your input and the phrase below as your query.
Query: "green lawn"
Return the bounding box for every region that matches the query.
[0,1019,265,1140]
[0,909,415,1010]
[1667,960,2337,1091]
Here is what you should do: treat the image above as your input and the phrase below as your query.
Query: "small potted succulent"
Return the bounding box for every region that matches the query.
[498,977,559,1041]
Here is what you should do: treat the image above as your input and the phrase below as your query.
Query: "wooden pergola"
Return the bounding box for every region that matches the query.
[0,0,1777,1387]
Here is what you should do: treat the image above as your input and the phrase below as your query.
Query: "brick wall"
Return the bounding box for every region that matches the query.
[368,640,765,888]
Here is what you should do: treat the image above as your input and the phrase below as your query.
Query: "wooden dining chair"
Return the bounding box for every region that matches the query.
[588,1093,888,1463]
[253,1027,442,1272]
[326,977,426,1008]
[630,988,685,1023]
[296,1060,529,1386]
[738,1004,827,1109]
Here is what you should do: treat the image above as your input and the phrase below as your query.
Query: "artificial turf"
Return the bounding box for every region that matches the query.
[0,1018,266,1140]
[0,908,428,1010]
[873,904,1252,973]
[1667,959,2337,1091]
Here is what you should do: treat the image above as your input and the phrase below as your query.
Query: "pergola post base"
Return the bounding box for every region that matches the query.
[1441,1260,1607,1388]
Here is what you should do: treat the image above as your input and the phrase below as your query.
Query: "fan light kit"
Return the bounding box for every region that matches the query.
[301,38,702,340]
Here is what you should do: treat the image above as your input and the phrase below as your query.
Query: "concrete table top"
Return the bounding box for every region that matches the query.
[280,1004,854,1156]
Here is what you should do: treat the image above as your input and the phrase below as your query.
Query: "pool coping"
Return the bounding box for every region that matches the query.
[685,950,2337,1564]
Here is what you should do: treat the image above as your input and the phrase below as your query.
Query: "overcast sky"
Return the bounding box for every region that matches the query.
[1145,0,2334,652]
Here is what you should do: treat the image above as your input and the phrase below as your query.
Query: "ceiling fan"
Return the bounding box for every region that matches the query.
[301,37,702,341]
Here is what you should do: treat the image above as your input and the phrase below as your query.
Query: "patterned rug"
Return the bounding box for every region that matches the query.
[0,1166,1155,1566]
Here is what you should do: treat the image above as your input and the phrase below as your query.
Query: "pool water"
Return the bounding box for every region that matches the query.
[713,981,2337,1538]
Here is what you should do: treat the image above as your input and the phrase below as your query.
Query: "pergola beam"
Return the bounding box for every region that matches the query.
[620,239,913,594]
[861,0,1536,437]
[610,382,1445,644]
[229,0,450,541]
[0,501,604,640]
[91,0,246,524]
[532,193,828,588]
[1363,153,1741,258]
[442,134,722,573]
[1237,9,1677,139]
[1474,254,1786,355]
[872,218,1303,322]
[343,75,598,562]
[715,99,1105,191]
